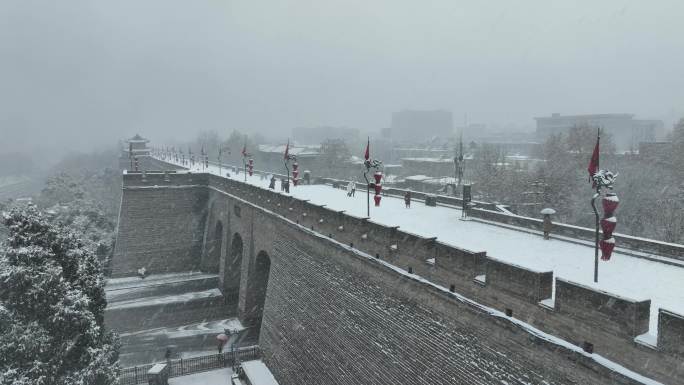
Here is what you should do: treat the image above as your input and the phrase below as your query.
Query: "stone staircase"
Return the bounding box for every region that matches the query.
[105,272,253,366]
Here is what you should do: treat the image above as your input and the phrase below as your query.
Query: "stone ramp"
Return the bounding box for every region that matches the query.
[105,272,245,366]
[106,272,219,302]
[105,272,233,333]
[117,318,258,367]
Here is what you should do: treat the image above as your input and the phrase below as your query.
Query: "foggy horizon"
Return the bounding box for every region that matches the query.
[2,0,683,157]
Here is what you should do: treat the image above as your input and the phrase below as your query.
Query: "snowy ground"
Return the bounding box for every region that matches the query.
[241,360,280,385]
[119,318,245,339]
[162,159,684,335]
[106,288,222,310]
[106,271,218,290]
[165,361,279,385]
[168,368,233,385]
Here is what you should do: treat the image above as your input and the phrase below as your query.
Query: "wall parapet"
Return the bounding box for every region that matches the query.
[485,258,553,305]
[311,175,684,263]
[555,279,651,340]
[469,207,684,262]
[658,309,684,356]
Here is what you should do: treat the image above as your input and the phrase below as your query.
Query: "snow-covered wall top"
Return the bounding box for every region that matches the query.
[113,169,684,384]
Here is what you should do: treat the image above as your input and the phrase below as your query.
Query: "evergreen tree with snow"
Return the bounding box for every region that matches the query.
[0,205,119,385]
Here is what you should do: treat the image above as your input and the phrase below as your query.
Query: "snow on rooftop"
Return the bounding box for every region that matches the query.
[162,157,684,335]
[401,157,454,162]
[257,144,320,156]
[168,368,233,385]
[241,360,280,385]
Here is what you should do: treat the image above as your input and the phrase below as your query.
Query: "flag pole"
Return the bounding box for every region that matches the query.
[243,142,247,182]
[364,137,370,217]
[591,128,601,283]
[283,139,290,193]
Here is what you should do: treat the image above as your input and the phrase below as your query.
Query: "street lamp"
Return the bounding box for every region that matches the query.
[241,144,252,182]
[363,158,383,217]
[284,153,296,193]
[218,146,231,177]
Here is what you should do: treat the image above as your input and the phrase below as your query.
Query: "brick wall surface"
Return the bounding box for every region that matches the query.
[260,237,642,385]
[111,184,208,276]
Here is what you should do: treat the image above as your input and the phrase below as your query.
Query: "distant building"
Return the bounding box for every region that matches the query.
[123,134,150,158]
[292,126,359,145]
[119,134,150,170]
[534,113,664,152]
[387,110,454,143]
[400,157,455,178]
[639,141,672,162]
[256,143,321,173]
[393,148,452,160]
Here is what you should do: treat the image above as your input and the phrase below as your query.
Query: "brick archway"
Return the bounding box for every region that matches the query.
[241,250,271,328]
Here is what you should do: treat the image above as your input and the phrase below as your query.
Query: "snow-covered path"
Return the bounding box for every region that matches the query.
[162,159,684,335]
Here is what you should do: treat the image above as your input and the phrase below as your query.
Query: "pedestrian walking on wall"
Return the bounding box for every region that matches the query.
[346,181,354,197]
[404,191,411,208]
[351,184,356,197]
[269,175,276,189]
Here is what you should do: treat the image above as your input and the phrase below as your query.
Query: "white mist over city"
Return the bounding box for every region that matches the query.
[1,1,683,385]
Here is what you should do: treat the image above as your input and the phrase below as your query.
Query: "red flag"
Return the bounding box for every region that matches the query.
[364,137,370,161]
[587,132,600,183]
[284,139,289,160]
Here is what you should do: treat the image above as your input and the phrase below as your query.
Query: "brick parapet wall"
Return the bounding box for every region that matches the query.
[311,175,684,262]
[468,207,684,262]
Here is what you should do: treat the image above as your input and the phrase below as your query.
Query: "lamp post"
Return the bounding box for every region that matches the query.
[455,131,465,193]
[590,169,619,283]
[218,146,230,177]
[363,158,383,217]
[284,154,297,193]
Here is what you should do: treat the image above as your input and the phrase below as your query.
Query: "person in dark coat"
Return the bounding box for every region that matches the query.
[404,191,411,208]
[269,176,276,189]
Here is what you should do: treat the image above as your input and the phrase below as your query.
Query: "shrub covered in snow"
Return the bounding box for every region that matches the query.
[0,205,119,385]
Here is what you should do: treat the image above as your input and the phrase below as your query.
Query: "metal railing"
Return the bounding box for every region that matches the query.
[117,346,260,385]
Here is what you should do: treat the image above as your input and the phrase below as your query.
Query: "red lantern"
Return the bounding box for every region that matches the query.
[602,193,619,216]
[601,216,617,237]
[248,158,253,166]
[373,194,381,206]
[374,183,382,195]
[292,162,299,172]
[373,171,382,184]
[600,237,616,260]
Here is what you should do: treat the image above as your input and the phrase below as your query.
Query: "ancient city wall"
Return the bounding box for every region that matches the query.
[207,173,683,384]
[113,169,684,384]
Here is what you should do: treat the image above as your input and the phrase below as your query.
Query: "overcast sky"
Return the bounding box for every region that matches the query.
[1,0,683,155]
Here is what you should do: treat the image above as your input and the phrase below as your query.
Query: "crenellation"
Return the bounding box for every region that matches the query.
[657,309,684,356]
[486,258,553,304]
[555,279,651,341]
